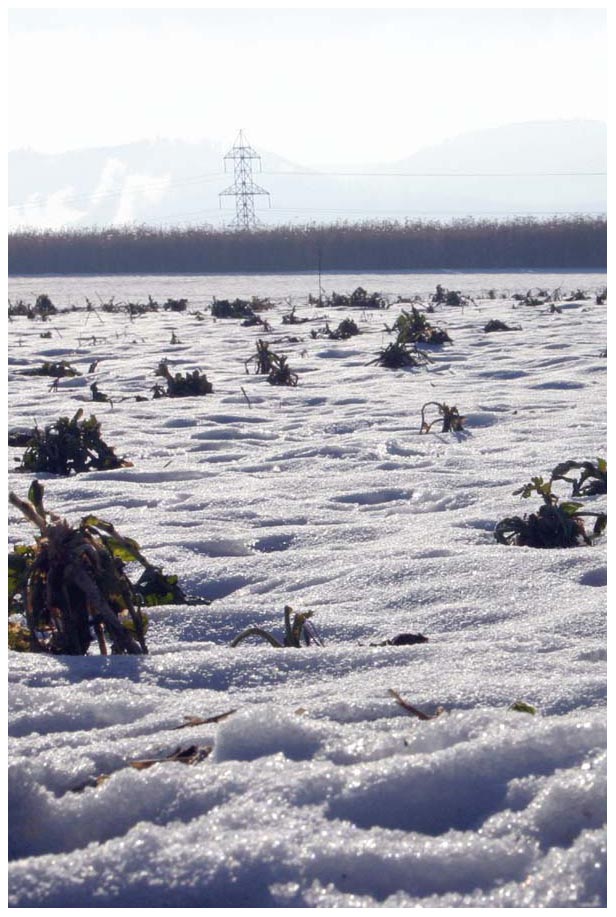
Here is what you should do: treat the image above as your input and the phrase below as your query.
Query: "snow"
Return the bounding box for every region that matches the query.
[7,272,607,907]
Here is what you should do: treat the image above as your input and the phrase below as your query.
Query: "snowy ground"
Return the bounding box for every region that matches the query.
[7,273,607,907]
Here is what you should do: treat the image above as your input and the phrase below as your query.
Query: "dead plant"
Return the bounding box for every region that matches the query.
[390,307,451,345]
[231,606,323,648]
[420,401,466,433]
[267,355,298,386]
[154,361,213,397]
[8,482,148,655]
[15,409,130,475]
[369,341,432,369]
[22,361,80,378]
[494,475,607,548]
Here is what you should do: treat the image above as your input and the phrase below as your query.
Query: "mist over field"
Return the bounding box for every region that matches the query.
[9,120,607,230]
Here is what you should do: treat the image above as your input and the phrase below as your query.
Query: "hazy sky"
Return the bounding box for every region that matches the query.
[8,5,608,165]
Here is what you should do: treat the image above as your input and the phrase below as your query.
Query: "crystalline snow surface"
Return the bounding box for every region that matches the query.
[7,272,606,906]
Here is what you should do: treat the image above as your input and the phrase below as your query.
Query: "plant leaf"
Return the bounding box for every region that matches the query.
[559,501,584,517]
[509,701,536,715]
[81,516,146,564]
[593,514,608,537]
[8,545,35,603]
[27,480,45,516]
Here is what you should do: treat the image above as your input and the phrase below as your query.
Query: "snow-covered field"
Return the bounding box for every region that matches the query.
[7,272,607,907]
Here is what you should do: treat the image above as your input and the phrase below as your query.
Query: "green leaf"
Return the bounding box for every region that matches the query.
[8,545,35,604]
[105,536,144,564]
[514,476,552,500]
[142,592,174,607]
[559,501,583,517]
[8,621,32,652]
[134,567,187,605]
[81,516,146,564]
[119,610,149,635]
[509,701,536,715]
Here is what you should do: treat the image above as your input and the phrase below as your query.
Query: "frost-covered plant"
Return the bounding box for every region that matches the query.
[8,482,209,654]
[282,305,310,325]
[523,291,548,306]
[390,307,451,345]
[369,341,431,369]
[124,300,159,316]
[244,342,298,384]
[211,297,270,320]
[320,287,386,310]
[34,294,57,317]
[494,475,607,548]
[154,361,213,397]
[212,298,255,320]
[484,319,520,333]
[368,633,429,647]
[22,360,80,378]
[267,355,298,386]
[509,701,536,714]
[432,284,447,304]
[431,285,466,307]
[231,606,323,648]
[328,317,360,339]
[596,287,607,305]
[8,482,148,655]
[132,565,209,608]
[15,409,130,475]
[245,339,277,375]
[311,317,361,340]
[420,401,465,433]
[8,428,35,448]
[163,298,188,312]
[8,299,30,318]
[550,458,607,497]
[565,289,590,302]
[8,296,57,320]
[90,382,112,404]
[241,313,271,330]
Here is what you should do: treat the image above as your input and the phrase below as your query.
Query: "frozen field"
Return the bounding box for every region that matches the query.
[7,272,607,907]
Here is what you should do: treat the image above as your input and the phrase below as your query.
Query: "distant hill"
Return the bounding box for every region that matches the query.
[8,120,606,229]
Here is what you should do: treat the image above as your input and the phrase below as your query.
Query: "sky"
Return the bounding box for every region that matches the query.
[7,4,608,166]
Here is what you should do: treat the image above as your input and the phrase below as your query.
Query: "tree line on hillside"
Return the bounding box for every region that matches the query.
[8,217,606,275]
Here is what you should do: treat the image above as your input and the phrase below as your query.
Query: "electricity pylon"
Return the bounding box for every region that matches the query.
[219,130,271,230]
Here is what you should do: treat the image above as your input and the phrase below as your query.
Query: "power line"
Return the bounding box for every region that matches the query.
[8,172,224,212]
[8,166,605,212]
[264,169,606,178]
[264,206,607,216]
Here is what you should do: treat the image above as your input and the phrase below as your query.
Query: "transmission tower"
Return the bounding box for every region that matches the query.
[219,130,271,230]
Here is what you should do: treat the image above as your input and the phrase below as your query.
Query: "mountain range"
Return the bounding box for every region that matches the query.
[8,120,606,229]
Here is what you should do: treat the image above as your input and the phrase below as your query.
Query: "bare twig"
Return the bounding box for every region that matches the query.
[388,689,445,721]
[173,709,238,730]
[130,745,212,769]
